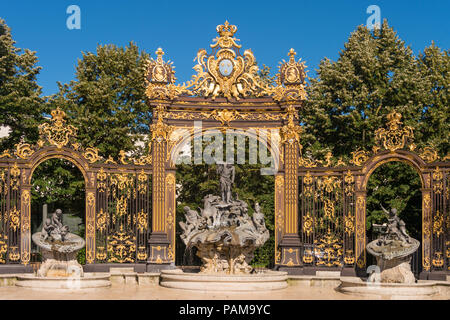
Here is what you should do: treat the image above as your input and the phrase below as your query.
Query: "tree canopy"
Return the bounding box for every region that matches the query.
[0,18,45,151]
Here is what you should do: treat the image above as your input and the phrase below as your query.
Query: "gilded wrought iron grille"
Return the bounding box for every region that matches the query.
[0,165,22,264]
[446,171,450,271]
[95,168,151,264]
[299,171,356,268]
[431,167,446,271]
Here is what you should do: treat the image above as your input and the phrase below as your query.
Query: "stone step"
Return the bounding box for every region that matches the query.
[109,267,135,274]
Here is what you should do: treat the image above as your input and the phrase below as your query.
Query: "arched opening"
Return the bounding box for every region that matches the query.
[173,129,277,271]
[30,158,86,265]
[365,160,422,275]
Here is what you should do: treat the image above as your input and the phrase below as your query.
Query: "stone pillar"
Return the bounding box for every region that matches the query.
[147,107,174,271]
[278,124,302,274]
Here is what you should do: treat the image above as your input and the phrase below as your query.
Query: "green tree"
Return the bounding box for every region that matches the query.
[303,20,449,235]
[50,42,151,159]
[0,18,45,151]
[303,20,428,159]
[416,42,449,155]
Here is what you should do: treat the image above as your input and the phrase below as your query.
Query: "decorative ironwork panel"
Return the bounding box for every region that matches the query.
[299,171,350,267]
[431,167,446,270]
[0,165,22,264]
[94,168,151,264]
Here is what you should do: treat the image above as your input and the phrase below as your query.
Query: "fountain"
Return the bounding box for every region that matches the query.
[338,204,439,298]
[16,209,110,289]
[160,164,287,291]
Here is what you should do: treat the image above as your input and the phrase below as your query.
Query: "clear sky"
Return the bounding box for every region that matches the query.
[1,0,448,96]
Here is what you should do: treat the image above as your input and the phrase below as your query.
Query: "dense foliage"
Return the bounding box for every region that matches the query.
[0,19,46,151]
[303,20,449,235]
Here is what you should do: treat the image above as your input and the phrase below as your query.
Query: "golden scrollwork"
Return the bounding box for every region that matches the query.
[432,252,444,268]
[302,212,313,236]
[96,247,107,261]
[0,236,7,263]
[115,196,128,217]
[96,208,108,233]
[8,207,20,232]
[350,150,370,166]
[420,146,439,163]
[119,150,128,165]
[167,245,175,261]
[151,105,173,143]
[145,22,307,102]
[433,210,444,238]
[314,229,343,267]
[0,150,13,159]
[97,168,107,192]
[137,170,148,194]
[344,250,355,265]
[302,172,314,197]
[10,163,20,191]
[107,225,136,263]
[136,210,148,233]
[280,106,302,147]
[302,250,314,264]
[323,199,335,219]
[344,170,355,196]
[432,167,443,194]
[423,257,431,271]
[375,111,414,152]
[15,143,34,160]
[9,247,20,262]
[137,246,148,261]
[84,147,102,164]
[39,108,78,149]
[344,213,355,236]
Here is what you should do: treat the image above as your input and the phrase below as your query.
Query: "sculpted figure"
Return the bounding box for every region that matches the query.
[41,218,55,241]
[380,205,411,244]
[179,206,200,236]
[217,164,235,203]
[253,202,265,230]
[42,209,69,242]
[201,195,221,228]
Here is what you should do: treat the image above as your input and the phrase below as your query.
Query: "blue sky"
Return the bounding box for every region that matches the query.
[1,0,448,96]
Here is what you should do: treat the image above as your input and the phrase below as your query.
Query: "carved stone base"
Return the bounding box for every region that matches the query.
[196,243,254,274]
[368,256,416,284]
[160,269,288,291]
[37,258,84,278]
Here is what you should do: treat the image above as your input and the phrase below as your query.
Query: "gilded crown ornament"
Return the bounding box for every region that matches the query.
[39,107,78,149]
[144,21,308,102]
[375,111,414,152]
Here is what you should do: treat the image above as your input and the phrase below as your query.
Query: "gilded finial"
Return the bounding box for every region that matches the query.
[288,48,297,62]
[216,20,237,38]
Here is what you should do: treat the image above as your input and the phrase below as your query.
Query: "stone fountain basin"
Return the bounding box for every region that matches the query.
[337,277,439,299]
[367,238,420,261]
[32,232,85,256]
[160,269,288,291]
[15,274,111,290]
